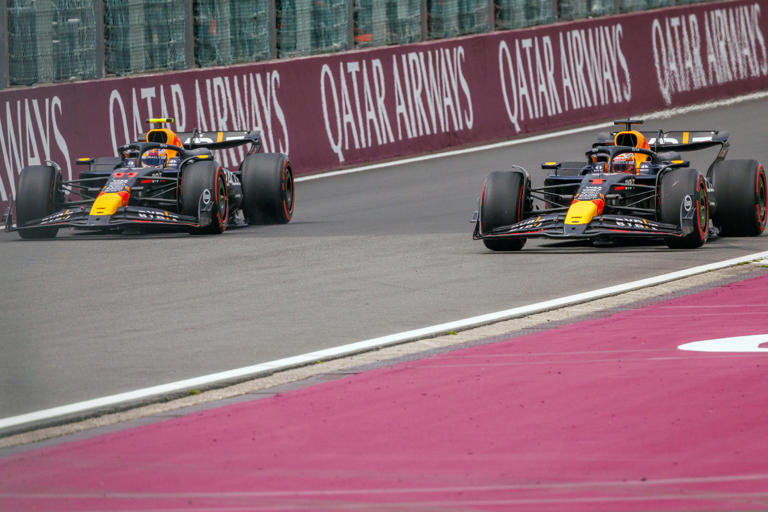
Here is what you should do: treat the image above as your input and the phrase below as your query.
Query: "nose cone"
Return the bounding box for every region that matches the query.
[565,200,600,226]
[89,190,130,217]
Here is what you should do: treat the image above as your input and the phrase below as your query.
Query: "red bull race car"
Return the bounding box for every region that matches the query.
[7,118,294,238]
[473,120,767,250]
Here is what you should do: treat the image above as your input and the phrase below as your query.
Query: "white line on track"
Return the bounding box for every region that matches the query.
[2,250,767,432]
[3,91,768,433]
[4,472,768,498]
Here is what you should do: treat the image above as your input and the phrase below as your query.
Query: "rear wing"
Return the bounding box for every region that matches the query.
[644,131,729,152]
[595,130,729,152]
[176,130,262,151]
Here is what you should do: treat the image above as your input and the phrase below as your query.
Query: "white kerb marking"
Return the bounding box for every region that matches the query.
[678,335,768,353]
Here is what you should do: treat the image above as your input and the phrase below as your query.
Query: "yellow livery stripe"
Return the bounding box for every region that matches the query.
[565,201,600,225]
[89,191,129,216]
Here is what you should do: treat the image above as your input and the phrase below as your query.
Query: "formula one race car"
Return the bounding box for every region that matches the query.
[473,120,767,250]
[6,119,294,238]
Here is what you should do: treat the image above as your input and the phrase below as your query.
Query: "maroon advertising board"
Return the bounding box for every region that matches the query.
[0,0,766,210]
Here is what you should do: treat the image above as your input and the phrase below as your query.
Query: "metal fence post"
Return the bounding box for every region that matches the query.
[94,0,104,79]
[420,0,427,40]
[347,0,354,50]
[268,0,276,59]
[488,0,494,31]
[184,0,194,68]
[0,0,8,89]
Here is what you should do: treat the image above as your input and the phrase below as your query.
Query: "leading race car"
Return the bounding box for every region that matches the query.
[6,118,294,238]
[473,119,767,250]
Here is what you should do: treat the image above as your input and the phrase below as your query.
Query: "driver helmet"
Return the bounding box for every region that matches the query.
[612,152,635,173]
[141,149,167,167]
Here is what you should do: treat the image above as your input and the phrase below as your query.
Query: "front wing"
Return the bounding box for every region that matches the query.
[7,203,214,233]
[473,212,694,241]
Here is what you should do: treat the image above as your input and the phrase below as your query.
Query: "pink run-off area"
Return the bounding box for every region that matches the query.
[2,276,768,511]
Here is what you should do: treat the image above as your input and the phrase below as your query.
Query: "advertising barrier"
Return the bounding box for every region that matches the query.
[0,0,766,211]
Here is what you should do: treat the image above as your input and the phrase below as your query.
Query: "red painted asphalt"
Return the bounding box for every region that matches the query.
[2,275,768,511]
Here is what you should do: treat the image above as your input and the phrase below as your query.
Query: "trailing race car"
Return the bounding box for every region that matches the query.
[7,118,294,238]
[473,119,767,250]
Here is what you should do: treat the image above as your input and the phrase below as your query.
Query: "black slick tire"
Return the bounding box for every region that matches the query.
[240,153,294,224]
[479,170,528,251]
[16,165,61,239]
[710,159,767,236]
[180,160,228,234]
[660,168,708,249]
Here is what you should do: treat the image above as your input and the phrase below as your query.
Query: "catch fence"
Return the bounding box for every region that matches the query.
[0,0,710,89]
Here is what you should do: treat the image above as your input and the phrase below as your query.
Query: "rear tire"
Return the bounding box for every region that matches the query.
[16,165,61,239]
[240,153,294,224]
[479,170,529,251]
[660,168,708,249]
[180,160,228,234]
[710,159,767,236]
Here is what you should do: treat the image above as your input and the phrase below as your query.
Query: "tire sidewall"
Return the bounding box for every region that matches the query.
[181,160,228,234]
[711,159,767,236]
[479,170,528,251]
[240,153,294,224]
[16,165,60,238]
[660,167,708,248]
[756,164,768,233]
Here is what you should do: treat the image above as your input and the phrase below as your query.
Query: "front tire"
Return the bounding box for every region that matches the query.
[16,165,61,239]
[240,153,294,224]
[180,160,228,234]
[660,168,708,249]
[710,159,767,236]
[479,170,529,251]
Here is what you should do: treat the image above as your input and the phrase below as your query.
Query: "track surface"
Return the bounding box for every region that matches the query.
[1,100,767,419]
[2,274,768,511]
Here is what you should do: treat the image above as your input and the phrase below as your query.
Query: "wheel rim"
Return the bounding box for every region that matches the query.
[217,174,227,215]
[757,170,767,227]
[283,167,294,215]
[697,183,708,239]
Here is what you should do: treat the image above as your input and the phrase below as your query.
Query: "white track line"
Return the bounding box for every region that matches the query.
[5,473,768,498]
[295,91,768,182]
[2,250,767,433]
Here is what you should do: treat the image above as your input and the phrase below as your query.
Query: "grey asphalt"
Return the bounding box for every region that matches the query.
[1,99,766,420]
